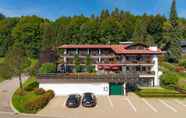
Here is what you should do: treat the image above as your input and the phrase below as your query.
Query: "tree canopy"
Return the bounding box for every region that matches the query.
[0,1,185,63]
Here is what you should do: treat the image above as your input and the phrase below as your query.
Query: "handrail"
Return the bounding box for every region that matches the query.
[37,73,139,80]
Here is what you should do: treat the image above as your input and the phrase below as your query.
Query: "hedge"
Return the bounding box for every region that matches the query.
[39,63,56,74]
[34,88,46,95]
[24,81,39,91]
[135,88,186,98]
[24,90,55,113]
[179,59,186,68]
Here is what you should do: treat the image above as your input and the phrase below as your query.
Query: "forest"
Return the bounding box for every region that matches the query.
[0,0,185,62]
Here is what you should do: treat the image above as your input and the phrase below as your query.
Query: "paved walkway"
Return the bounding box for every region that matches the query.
[0,75,28,112]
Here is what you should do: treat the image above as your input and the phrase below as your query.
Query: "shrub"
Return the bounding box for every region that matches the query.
[179,59,186,68]
[86,66,95,73]
[175,66,185,72]
[24,81,39,91]
[160,71,179,89]
[45,90,55,100]
[39,63,56,74]
[24,90,55,113]
[160,62,176,71]
[176,79,186,91]
[24,95,48,112]
[34,88,45,95]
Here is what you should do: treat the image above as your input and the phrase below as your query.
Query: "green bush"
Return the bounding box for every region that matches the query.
[160,62,176,71]
[176,79,186,91]
[75,65,81,72]
[34,88,46,95]
[160,71,179,89]
[24,81,39,91]
[86,66,95,73]
[179,59,186,68]
[24,90,55,113]
[39,63,56,74]
[45,89,55,100]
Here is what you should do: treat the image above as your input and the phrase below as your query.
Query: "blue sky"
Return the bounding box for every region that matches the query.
[0,0,186,20]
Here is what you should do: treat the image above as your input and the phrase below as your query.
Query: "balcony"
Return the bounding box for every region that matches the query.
[79,49,88,56]
[66,50,76,56]
[123,60,153,65]
[89,49,99,56]
[37,73,139,83]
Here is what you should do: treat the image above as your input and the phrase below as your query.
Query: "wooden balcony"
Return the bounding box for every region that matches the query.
[123,60,153,65]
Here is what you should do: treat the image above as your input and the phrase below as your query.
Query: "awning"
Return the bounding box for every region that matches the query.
[98,65,103,70]
[111,66,120,70]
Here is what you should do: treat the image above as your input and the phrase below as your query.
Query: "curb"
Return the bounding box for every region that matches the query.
[9,75,29,114]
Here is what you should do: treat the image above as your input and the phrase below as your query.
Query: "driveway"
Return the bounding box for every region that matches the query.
[38,93,186,118]
[0,75,28,112]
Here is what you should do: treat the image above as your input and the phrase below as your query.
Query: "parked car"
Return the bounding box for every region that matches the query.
[66,94,81,108]
[82,92,96,107]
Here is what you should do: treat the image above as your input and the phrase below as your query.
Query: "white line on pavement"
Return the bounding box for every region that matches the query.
[174,99,186,107]
[141,98,158,112]
[124,98,137,112]
[106,96,114,108]
[159,99,177,112]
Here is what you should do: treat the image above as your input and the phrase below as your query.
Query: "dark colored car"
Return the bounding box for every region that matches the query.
[66,94,81,108]
[82,92,96,107]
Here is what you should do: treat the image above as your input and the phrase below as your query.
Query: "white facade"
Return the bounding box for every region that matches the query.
[40,83,109,96]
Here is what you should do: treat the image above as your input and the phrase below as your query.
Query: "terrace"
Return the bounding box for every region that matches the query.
[37,73,139,83]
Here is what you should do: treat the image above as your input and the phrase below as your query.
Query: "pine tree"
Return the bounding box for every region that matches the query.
[132,19,154,46]
[170,0,178,28]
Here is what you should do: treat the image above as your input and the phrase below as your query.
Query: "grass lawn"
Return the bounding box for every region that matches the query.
[12,76,41,113]
[0,57,4,64]
[12,76,54,113]
[135,87,186,98]
[0,77,4,82]
[12,91,39,113]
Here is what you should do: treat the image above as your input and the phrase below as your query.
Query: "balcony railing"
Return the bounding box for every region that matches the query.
[124,60,153,65]
[37,73,139,83]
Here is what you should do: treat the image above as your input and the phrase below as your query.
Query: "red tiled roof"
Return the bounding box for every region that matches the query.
[122,50,162,54]
[59,44,162,54]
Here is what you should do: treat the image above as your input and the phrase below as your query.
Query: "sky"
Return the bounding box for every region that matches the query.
[0,0,186,20]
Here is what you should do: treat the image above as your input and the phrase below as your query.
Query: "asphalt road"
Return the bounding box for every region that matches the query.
[0,75,28,112]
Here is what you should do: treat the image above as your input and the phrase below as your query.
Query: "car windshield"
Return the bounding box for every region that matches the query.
[69,95,76,100]
[83,96,93,101]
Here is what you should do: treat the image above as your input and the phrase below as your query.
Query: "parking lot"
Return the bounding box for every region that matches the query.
[38,93,186,118]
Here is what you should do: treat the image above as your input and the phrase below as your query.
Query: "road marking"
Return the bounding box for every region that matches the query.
[106,96,114,108]
[159,99,177,112]
[174,99,186,107]
[124,98,137,112]
[141,98,158,112]
[63,97,68,108]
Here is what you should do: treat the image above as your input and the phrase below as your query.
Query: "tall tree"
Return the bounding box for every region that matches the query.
[4,46,31,94]
[161,21,181,63]
[170,0,178,28]
[0,17,19,57]
[74,54,81,72]
[85,55,93,72]
[40,21,55,51]
[132,19,154,45]
[11,16,44,58]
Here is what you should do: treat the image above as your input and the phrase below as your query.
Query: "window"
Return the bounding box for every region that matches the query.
[142,67,146,71]
[136,66,140,71]
[126,66,129,72]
